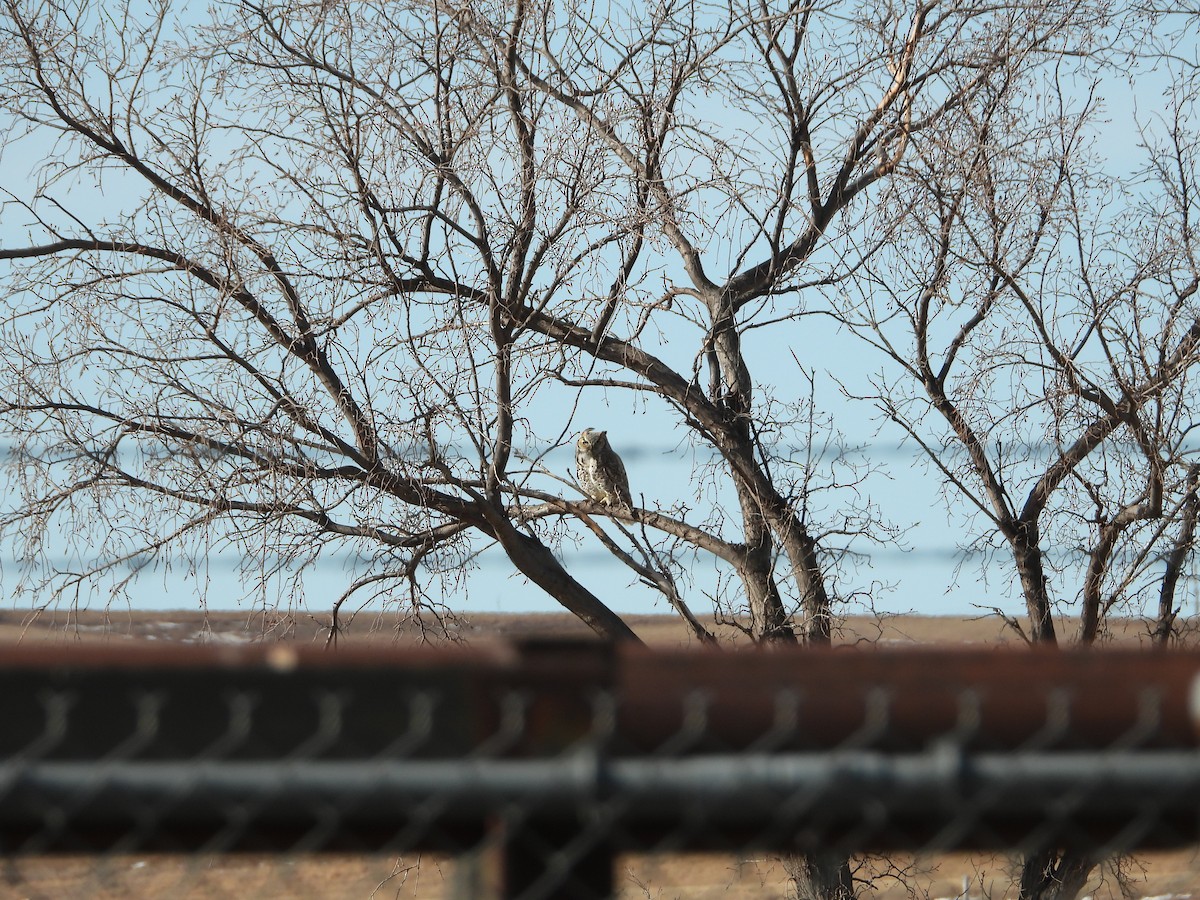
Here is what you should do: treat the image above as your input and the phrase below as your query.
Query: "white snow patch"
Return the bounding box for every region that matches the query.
[185,630,253,645]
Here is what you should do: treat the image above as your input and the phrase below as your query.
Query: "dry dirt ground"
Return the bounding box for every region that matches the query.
[0,609,1197,898]
[3,848,1198,899]
[0,606,1180,647]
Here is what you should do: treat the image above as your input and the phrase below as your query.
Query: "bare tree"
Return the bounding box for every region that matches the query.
[843,29,1200,898]
[851,61,1200,633]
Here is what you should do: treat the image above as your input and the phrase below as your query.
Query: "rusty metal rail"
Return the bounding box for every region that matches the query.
[1,640,1198,897]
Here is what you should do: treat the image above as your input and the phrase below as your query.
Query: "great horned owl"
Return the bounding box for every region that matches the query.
[575,428,632,510]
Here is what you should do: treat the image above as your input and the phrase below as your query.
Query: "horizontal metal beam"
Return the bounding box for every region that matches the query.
[3,749,1199,851]
[3,642,1200,756]
[6,749,1200,813]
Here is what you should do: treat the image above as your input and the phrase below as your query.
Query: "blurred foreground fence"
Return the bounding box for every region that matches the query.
[2,640,1200,898]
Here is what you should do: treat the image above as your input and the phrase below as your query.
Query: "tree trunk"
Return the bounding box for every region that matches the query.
[1018,847,1094,900]
[770,507,834,646]
[1079,522,1120,644]
[740,526,798,644]
[1011,523,1057,644]
[785,849,856,900]
[1156,465,1200,645]
[708,300,799,645]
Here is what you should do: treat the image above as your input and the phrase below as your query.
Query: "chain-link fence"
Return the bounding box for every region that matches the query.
[1,639,1199,899]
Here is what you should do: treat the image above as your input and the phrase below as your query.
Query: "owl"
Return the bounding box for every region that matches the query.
[575,428,633,510]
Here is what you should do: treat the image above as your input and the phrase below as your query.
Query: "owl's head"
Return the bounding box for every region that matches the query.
[578,427,606,450]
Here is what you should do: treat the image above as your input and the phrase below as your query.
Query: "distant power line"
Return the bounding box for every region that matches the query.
[3,439,1188,466]
[0,544,1171,573]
